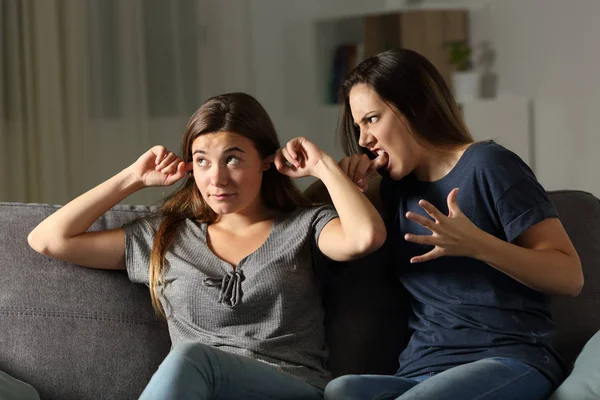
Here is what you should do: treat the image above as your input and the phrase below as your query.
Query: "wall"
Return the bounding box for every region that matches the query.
[470,0,600,194]
[245,0,600,195]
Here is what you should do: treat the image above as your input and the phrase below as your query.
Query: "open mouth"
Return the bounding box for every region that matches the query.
[373,148,391,170]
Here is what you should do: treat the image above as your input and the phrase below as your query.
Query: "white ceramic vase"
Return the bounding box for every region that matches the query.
[452,70,481,104]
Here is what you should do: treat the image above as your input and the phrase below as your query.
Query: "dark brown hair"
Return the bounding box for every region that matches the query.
[339,49,473,156]
[149,92,311,317]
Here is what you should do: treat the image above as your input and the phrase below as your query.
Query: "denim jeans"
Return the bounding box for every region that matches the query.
[138,342,324,400]
[324,357,554,400]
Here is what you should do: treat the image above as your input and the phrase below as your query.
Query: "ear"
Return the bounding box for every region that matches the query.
[262,154,275,171]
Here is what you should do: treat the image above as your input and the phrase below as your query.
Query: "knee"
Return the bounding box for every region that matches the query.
[324,375,365,400]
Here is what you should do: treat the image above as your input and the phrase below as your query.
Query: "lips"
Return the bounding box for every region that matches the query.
[211,193,235,201]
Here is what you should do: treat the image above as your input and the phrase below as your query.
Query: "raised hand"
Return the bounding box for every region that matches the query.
[129,146,193,187]
[274,136,328,179]
[404,188,483,263]
[338,152,388,192]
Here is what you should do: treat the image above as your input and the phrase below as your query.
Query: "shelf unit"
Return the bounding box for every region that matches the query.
[316,9,469,105]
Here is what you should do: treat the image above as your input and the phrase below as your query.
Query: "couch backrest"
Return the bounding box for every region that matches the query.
[1,190,598,399]
[547,190,600,366]
[0,203,171,400]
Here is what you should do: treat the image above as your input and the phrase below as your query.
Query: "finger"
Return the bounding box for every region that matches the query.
[405,211,435,231]
[183,162,194,172]
[419,199,445,223]
[274,149,297,176]
[280,148,299,169]
[273,149,287,171]
[286,139,300,166]
[368,151,389,173]
[162,157,183,174]
[355,179,368,192]
[166,162,186,183]
[447,188,460,217]
[338,157,351,175]
[156,152,177,171]
[404,232,435,246]
[152,146,168,165]
[410,248,442,264]
[351,154,371,183]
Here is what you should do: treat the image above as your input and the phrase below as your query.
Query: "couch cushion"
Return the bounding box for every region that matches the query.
[0,203,171,400]
[549,330,600,400]
[548,191,600,368]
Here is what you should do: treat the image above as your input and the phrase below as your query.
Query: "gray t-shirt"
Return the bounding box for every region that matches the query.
[123,205,338,389]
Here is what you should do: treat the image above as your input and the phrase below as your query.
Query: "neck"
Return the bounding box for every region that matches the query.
[213,203,273,232]
[414,143,472,182]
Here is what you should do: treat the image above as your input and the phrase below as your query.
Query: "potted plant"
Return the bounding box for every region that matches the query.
[447,40,480,103]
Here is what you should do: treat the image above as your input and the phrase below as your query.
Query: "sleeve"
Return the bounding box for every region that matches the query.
[122,217,160,285]
[495,176,558,243]
[310,205,339,280]
[311,205,339,247]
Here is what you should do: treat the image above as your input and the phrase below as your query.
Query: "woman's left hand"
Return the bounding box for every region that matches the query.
[404,188,485,263]
[274,136,328,179]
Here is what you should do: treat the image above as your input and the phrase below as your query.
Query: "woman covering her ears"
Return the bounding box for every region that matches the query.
[28,92,387,399]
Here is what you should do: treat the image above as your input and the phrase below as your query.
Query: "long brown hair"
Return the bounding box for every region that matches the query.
[149,92,311,318]
[339,49,473,157]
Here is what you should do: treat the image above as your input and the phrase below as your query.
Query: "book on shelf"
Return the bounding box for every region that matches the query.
[327,42,364,105]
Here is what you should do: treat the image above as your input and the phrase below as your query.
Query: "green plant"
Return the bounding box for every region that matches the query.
[447,40,472,71]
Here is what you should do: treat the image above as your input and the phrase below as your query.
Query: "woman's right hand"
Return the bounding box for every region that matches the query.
[339,153,388,192]
[129,146,193,187]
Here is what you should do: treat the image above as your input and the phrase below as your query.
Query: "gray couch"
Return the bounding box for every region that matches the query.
[1,190,599,399]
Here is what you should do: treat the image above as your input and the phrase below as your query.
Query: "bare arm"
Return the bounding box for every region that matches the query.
[305,171,383,214]
[28,146,191,270]
[313,156,386,261]
[475,218,583,297]
[275,138,386,261]
[405,190,583,297]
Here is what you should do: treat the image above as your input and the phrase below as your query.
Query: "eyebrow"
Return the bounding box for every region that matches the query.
[192,146,246,155]
[354,111,378,126]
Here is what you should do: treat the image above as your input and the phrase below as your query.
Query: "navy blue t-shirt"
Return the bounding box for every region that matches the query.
[380,141,566,387]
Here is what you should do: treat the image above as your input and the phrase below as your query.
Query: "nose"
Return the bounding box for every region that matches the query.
[358,127,374,149]
[209,163,229,187]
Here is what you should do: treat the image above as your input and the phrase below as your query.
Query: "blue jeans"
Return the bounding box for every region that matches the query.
[324,357,554,400]
[138,342,324,400]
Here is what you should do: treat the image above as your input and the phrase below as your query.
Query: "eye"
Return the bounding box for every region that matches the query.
[196,158,208,166]
[367,115,379,123]
[226,155,240,165]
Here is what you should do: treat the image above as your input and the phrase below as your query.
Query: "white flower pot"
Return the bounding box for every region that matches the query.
[452,71,481,104]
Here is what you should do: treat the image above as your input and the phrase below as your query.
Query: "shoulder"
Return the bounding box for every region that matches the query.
[282,205,337,221]
[124,215,203,239]
[468,141,534,179]
[277,205,338,231]
[123,215,162,234]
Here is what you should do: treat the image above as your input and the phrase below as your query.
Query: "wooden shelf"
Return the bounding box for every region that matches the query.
[315,9,469,105]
